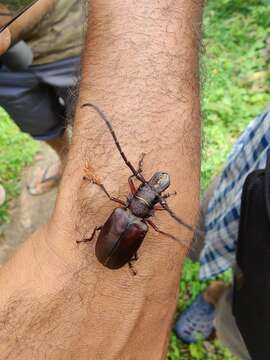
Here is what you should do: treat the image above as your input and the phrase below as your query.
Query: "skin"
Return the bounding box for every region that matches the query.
[0,4,11,53]
[0,0,203,358]
[204,281,227,305]
[0,27,10,54]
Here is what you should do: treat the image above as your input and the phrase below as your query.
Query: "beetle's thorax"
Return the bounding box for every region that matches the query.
[128,172,170,219]
[129,184,156,218]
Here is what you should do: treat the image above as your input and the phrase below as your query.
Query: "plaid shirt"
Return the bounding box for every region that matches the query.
[200,104,270,280]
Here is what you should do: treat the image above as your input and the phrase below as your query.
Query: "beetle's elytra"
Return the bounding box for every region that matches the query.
[95,208,148,269]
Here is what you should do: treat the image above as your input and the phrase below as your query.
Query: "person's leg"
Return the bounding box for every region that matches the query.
[174,280,226,343]
[215,287,251,360]
[46,130,69,164]
[27,130,70,195]
[0,63,74,194]
[203,280,227,305]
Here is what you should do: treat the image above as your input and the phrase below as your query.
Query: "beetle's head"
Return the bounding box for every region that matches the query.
[148,172,170,193]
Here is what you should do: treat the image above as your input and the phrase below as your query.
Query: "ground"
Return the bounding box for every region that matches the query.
[0,134,57,266]
[0,0,269,359]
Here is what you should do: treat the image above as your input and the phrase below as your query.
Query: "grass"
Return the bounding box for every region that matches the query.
[201,0,270,190]
[0,108,38,225]
[0,0,269,358]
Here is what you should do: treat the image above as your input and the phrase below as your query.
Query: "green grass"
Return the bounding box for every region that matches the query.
[201,0,270,190]
[0,0,269,358]
[0,108,38,224]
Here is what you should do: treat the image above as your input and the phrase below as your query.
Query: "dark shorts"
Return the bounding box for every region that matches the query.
[0,56,80,140]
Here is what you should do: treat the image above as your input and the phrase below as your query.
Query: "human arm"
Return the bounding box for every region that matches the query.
[0,0,203,358]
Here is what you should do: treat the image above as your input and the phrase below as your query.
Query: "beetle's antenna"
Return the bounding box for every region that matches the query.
[0,0,40,33]
[82,103,147,184]
[159,196,203,237]
[146,219,190,248]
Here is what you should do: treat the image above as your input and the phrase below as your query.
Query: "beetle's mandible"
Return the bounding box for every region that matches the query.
[77,103,197,274]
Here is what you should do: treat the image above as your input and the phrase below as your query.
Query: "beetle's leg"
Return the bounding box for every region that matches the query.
[157,196,198,234]
[153,204,166,211]
[128,176,137,195]
[146,219,189,247]
[95,181,127,206]
[162,191,177,199]
[83,176,126,207]
[153,193,177,211]
[130,252,139,262]
[76,226,102,244]
[128,153,146,195]
[137,152,146,174]
[128,262,137,276]
[128,251,139,275]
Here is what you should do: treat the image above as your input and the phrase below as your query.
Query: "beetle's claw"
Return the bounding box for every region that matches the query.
[128,262,137,276]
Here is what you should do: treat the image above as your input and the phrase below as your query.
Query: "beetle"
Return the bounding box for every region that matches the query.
[77,103,197,274]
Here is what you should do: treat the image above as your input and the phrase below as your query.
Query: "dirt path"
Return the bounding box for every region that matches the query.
[0,144,58,267]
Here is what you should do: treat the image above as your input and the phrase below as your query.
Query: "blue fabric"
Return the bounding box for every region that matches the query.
[174,294,215,343]
[0,56,80,140]
[200,104,270,280]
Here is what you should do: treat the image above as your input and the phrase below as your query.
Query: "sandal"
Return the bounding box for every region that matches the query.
[174,293,215,343]
[27,162,62,195]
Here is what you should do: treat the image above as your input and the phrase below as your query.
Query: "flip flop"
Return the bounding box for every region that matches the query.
[0,184,6,206]
[27,162,62,196]
[174,293,215,344]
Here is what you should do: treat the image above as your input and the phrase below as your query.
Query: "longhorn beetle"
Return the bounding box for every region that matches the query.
[78,103,197,274]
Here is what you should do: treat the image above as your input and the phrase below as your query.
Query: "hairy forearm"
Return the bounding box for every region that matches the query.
[0,0,203,359]
[55,0,203,355]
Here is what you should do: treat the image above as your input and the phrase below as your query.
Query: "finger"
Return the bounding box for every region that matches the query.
[0,28,11,55]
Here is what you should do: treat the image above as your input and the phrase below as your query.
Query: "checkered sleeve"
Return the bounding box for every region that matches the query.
[200,104,270,280]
